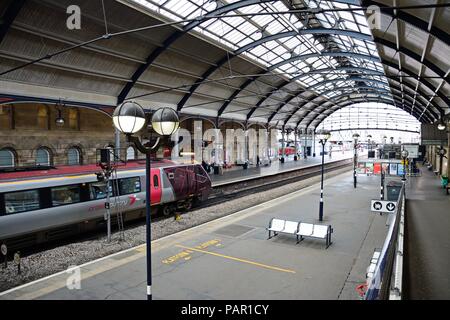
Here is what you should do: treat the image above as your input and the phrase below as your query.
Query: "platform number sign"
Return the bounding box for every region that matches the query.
[373,201,382,211]
[371,200,397,213]
[386,203,396,212]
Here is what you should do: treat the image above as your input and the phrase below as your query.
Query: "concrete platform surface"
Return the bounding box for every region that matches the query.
[210,151,355,186]
[0,171,388,300]
[404,167,450,299]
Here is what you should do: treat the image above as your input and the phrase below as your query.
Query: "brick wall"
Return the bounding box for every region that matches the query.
[0,103,126,166]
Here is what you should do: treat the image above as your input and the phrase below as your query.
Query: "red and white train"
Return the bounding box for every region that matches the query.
[0,160,212,248]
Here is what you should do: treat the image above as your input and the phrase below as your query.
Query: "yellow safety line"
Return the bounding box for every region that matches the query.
[175,244,296,274]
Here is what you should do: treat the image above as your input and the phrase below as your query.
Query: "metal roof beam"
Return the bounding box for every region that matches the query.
[0,0,27,45]
[362,0,450,45]
[303,97,428,130]
[235,28,373,55]
[246,66,385,119]
[268,51,380,71]
[218,51,382,117]
[374,37,449,83]
[117,0,273,104]
[279,65,439,126]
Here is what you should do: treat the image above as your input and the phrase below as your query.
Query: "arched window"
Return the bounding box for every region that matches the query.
[0,149,15,168]
[68,147,81,165]
[126,146,135,161]
[36,148,51,166]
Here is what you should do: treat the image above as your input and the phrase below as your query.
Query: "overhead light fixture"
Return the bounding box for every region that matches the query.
[437,120,446,131]
[55,101,65,127]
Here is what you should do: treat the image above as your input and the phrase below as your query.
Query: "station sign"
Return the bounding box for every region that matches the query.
[402,144,419,159]
[371,200,397,213]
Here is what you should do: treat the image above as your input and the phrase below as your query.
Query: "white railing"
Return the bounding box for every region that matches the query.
[365,183,406,300]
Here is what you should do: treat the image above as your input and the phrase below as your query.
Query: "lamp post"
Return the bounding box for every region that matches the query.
[317,130,331,221]
[352,133,360,188]
[113,101,179,300]
[401,150,409,181]
[367,134,372,151]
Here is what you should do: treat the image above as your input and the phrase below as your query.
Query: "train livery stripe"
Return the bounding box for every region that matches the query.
[0,169,146,186]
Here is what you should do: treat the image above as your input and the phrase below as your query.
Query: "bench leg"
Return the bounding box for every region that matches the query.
[326,234,332,249]
[297,235,304,244]
[268,230,271,240]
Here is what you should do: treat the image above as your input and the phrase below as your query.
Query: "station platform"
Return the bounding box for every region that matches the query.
[210,151,355,186]
[0,171,388,300]
[404,167,450,299]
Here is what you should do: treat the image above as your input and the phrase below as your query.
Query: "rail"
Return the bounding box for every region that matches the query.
[365,182,406,300]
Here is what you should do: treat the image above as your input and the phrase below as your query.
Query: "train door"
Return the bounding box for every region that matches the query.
[194,164,211,200]
[150,169,162,204]
[164,166,186,200]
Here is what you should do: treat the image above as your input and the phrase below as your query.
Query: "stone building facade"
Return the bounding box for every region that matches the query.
[0,103,277,169]
[0,103,128,168]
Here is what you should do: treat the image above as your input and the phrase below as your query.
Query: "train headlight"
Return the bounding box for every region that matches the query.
[113,101,147,134]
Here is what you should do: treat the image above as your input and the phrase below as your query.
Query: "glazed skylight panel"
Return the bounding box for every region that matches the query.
[133,0,392,104]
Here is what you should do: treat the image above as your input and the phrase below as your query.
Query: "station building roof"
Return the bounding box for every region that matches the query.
[0,0,448,131]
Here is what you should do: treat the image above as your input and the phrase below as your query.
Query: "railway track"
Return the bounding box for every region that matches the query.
[202,158,353,208]
[3,159,353,254]
[0,159,354,292]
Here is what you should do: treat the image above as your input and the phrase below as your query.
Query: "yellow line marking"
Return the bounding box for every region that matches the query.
[175,244,296,274]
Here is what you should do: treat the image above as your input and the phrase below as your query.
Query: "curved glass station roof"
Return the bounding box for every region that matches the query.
[133,0,387,100]
[317,102,421,132]
[0,0,448,131]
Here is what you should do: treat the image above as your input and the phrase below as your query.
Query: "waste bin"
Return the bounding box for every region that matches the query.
[441,176,449,188]
[386,181,403,201]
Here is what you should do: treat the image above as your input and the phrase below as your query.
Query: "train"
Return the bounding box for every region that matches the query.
[278,146,297,156]
[0,160,212,248]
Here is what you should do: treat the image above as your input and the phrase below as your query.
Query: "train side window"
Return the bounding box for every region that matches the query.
[88,182,113,200]
[153,175,159,188]
[118,177,141,195]
[51,185,81,206]
[4,189,40,214]
[0,194,5,215]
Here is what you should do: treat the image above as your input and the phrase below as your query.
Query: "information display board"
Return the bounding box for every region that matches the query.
[357,162,366,174]
[389,163,398,175]
[397,164,405,176]
[373,162,381,174]
[402,144,419,159]
[357,160,403,176]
